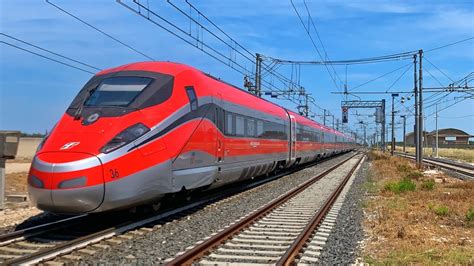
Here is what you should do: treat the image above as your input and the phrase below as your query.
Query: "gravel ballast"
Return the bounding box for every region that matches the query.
[78,153,356,264]
[317,158,369,264]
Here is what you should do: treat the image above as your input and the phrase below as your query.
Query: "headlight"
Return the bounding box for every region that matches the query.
[36,137,48,153]
[101,123,150,153]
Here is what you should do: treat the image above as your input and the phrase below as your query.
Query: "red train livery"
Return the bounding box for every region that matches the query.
[28,62,355,213]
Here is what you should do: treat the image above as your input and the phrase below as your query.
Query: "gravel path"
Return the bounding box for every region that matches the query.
[317,158,369,264]
[0,207,42,234]
[78,153,355,264]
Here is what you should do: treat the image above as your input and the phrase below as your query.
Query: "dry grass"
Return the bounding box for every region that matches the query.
[5,172,28,195]
[396,146,474,163]
[362,150,474,264]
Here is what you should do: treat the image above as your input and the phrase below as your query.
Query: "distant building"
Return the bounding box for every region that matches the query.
[405,131,429,146]
[404,128,473,146]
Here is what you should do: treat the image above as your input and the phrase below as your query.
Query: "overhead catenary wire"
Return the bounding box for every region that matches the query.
[1,33,101,71]
[424,67,447,88]
[118,0,321,112]
[426,96,470,118]
[46,0,156,61]
[349,62,412,92]
[404,94,472,127]
[169,0,308,98]
[438,114,474,119]
[425,36,474,53]
[290,0,341,91]
[1,41,97,74]
[423,55,455,83]
[386,63,413,93]
[117,0,250,76]
[267,48,417,65]
[302,0,344,86]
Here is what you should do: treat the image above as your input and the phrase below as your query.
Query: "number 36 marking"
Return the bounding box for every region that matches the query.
[109,168,119,179]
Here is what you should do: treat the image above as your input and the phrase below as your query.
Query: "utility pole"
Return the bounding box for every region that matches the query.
[298,94,309,117]
[254,53,262,97]
[391,93,399,155]
[375,126,379,148]
[364,124,367,146]
[400,115,406,153]
[413,53,421,165]
[435,103,439,158]
[359,121,367,146]
[332,116,335,129]
[381,99,386,151]
[418,49,424,165]
[306,94,309,117]
[323,109,326,126]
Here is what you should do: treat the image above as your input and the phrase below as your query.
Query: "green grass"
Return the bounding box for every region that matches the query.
[466,208,474,223]
[384,178,416,194]
[434,206,449,216]
[421,179,436,191]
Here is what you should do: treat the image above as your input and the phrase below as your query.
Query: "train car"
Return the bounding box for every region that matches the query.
[28,61,354,214]
[287,110,354,165]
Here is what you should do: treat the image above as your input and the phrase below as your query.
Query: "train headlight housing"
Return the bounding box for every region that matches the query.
[101,123,150,154]
[36,123,57,153]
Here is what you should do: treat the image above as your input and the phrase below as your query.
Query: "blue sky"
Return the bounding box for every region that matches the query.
[1,0,473,142]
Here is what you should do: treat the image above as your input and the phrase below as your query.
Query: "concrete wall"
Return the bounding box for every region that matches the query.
[16,137,43,160]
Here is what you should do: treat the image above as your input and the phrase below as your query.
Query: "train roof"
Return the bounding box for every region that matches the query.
[96,61,194,77]
[97,61,353,139]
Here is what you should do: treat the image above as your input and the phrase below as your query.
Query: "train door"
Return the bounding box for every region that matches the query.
[290,115,297,161]
[215,94,225,165]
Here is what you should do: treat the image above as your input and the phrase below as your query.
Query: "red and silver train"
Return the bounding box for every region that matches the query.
[28,62,355,213]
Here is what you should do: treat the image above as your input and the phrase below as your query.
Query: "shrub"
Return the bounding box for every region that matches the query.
[421,179,435,191]
[434,206,449,216]
[384,179,416,194]
[466,208,474,223]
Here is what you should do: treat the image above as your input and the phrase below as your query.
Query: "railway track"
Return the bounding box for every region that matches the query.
[0,152,356,265]
[166,154,364,265]
[396,152,474,179]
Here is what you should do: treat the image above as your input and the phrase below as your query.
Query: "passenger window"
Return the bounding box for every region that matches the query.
[236,115,245,136]
[247,119,255,137]
[226,113,234,135]
[257,120,263,137]
[185,86,198,111]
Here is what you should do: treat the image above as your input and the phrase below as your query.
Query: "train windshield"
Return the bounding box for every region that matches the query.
[85,77,153,107]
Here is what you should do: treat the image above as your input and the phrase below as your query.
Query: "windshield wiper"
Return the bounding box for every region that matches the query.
[74,88,96,120]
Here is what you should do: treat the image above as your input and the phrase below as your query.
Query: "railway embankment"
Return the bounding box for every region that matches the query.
[361,151,474,264]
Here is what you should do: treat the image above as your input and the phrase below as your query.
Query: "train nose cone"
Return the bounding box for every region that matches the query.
[28,152,105,213]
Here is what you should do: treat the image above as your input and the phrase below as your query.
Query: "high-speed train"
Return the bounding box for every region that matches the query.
[28,62,355,213]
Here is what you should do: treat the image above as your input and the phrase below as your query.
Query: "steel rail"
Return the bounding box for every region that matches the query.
[165,153,359,265]
[396,152,474,178]
[3,152,355,265]
[0,214,87,246]
[277,155,364,265]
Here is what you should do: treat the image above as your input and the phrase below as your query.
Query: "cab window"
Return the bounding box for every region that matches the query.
[185,86,198,111]
[85,76,153,107]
